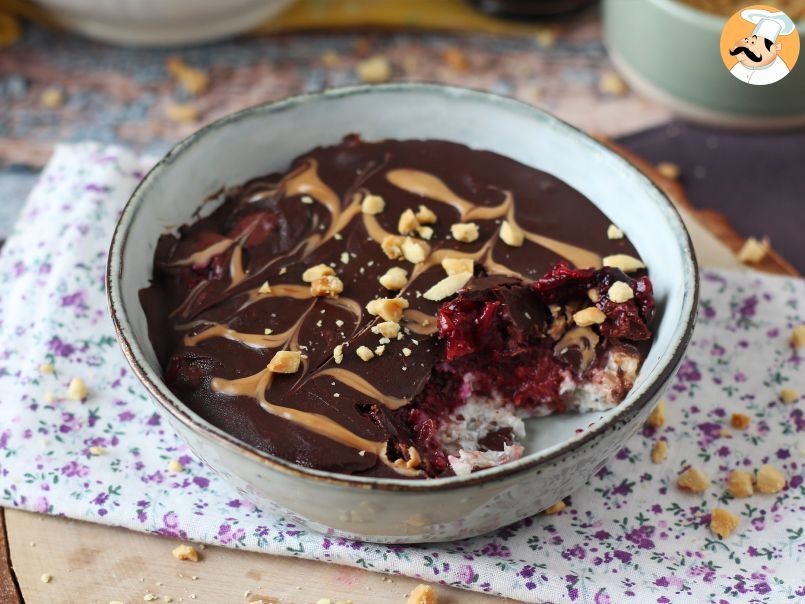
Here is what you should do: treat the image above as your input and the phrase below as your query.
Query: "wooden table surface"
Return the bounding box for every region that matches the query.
[0,8,799,603]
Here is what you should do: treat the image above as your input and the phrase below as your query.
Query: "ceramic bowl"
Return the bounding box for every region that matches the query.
[604,0,805,129]
[107,84,698,543]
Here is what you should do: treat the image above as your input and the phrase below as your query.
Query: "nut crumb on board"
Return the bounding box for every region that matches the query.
[710,508,740,539]
[171,544,199,562]
[656,161,680,180]
[736,236,770,264]
[406,583,439,604]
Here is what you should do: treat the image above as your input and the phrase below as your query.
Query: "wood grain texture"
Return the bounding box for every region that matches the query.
[0,509,23,604]
[6,509,510,604]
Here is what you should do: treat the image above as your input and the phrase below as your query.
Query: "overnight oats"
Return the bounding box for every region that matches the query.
[140,136,655,479]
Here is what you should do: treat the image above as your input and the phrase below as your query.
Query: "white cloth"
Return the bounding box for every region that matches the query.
[730,56,790,85]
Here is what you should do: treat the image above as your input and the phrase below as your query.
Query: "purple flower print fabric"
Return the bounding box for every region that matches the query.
[0,143,803,603]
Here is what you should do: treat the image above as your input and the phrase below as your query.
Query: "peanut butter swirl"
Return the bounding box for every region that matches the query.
[140,137,643,478]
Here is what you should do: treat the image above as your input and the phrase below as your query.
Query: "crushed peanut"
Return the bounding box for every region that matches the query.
[171,544,199,562]
[543,501,566,515]
[572,307,606,327]
[372,321,401,339]
[356,55,391,83]
[258,281,271,294]
[736,237,770,264]
[366,297,409,322]
[381,235,405,259]
[607,281,634,303]
[361,193,385,215]
[730,413,751,430]
[790,324,805,349]
[333,344,344,365]
[165,103,199,123]
[311,275,344,297]
[356,346,375,362]
[401,237,428,263]
[651,440,668,464]
[89,446,104,456]
[374,345,386,356]
[656,161,680,180]
[646,400,666,427]
[607,224,624,239]
[379,266,408,290]
[398,208,420,235]
[267,351,302,374]
[406,583,438,604]
[423,272,473,302]
[499,220,524,247]
[441,257,473,276]
[302,264,335,282]
[677,466,710,492]
[41,86,64,108]
[780,388,799,404]
[603,254,646,273]
[39,363,54,374]
[402,347,412,357]
[416,225,434,240]
[756,464,786,494]
[415,205,437,224]
[41,573,52,583]
[599,70,627,95]
[450,222,480,243]
[727,470,754,498]
[144,593,159,601]
[710,508,740,539]
[168,460,184,473]
[67,377,88,401]
[166,57,209,96]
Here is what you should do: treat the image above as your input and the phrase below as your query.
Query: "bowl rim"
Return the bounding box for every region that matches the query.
[107,82,699,492]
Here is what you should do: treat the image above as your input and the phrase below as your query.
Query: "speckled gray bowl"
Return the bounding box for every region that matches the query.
[107,84,698,543]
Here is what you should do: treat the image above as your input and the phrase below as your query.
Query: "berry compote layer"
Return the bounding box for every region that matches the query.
[140,136,655,479]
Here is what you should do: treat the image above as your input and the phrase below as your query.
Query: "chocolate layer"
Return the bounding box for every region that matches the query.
[140,136,648,478]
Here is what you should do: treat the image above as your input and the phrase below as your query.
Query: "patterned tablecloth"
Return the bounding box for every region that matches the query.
[0,143,802,603]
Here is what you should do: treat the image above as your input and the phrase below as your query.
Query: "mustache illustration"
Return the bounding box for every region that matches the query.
[730,46,763,62]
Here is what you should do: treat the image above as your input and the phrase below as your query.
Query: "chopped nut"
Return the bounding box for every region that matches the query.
[651,440,668,464]
[340,252,349,264]
[302,264,335,282]
[381,235,405,259]
[656,161,680,180]
[415,205,437,224]
[599,70,627,95]
[780,388,799,404]
[333,344,344,364]
[366,297,409,322]
[710,508,740,539]
[144,593,159,602]
[646,400,666,427]
[499,220,524,247]
[311,275,344,297]
[361,194,385,215]
[89,446,104,456]
[450,222,480,243]
[171,544,199,562]
[730,413,751,430]
[372,321,400,339]
[677,466,710,493]
[264,328,273,335]
[423,272,472,302]
[756,464,786,494]
[40,87,64,109]
[727,470,754,498]
[258,281,271,294]
[379,266,408,290]
[40,573,52,583]
[39,363,54,374]
[401,237,428,263]
[356,346,375,362]
[267,351,302,374]
[406,583,438,604]
[607,281,634,303]
[587,288,600,303]
[736,237,769,264]
[165,103,199,123]
[572,307,606,327]
[166,57,209,96]
[315,600,332,604]
[607,224,624,239]
[168,460,184,473]
[356,55,391,83]
[790,324,805,349]
[441,257,473,276]
[402,347,412,357]
[398,209,420,235]
[67,377,88,401]
[603,254,645,273]
[416,225,434,240]
[374,345,386,356]
[543,501,565,515]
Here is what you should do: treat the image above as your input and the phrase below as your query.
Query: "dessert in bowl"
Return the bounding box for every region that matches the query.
[108,84,697,542]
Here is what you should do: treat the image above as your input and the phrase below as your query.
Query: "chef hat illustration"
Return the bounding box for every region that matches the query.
[741,8,796,43]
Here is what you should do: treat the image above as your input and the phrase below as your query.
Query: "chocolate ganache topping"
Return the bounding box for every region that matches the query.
[140,136,654,479]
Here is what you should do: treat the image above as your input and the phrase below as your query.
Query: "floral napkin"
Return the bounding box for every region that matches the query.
[0,142,802,604]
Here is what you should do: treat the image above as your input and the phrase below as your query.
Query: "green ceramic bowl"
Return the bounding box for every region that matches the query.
[604,0,805,129]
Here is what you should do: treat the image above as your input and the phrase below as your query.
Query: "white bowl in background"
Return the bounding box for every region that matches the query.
[107,84,698,543]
